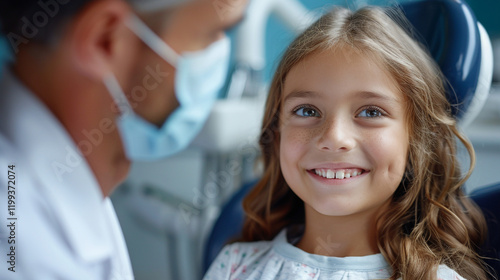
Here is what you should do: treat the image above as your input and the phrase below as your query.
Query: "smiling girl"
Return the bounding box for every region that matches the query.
[204,6,488,280]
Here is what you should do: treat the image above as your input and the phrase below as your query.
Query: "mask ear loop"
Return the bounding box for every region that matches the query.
[125,14,179,67]
[103,73,134,116]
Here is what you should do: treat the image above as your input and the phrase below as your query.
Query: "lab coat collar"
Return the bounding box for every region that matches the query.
[0,68,116,264]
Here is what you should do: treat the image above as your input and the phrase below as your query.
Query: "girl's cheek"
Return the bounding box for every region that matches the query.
[367,127,408,181]
[281,126,315,149]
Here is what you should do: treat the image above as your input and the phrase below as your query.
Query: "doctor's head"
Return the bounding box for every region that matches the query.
[243,6,486,279]
[0,0,248,194]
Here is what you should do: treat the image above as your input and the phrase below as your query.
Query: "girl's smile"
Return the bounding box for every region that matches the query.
[306,162,370,186]
[309,169,369,184]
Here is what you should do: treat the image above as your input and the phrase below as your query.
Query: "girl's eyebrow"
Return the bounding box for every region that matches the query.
[355,91,399,104]
[283,90,321,104]
[283,90,399,105]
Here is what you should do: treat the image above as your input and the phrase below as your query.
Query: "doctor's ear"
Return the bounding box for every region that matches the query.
[67,0,135,80]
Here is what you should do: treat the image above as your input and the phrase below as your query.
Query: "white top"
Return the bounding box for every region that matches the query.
[204,228,467,280]
[0,68,134,280]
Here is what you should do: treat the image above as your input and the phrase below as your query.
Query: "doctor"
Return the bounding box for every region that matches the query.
[0,0,247,279]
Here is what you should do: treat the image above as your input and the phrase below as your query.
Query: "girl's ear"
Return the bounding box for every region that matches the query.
[66,0,133,80]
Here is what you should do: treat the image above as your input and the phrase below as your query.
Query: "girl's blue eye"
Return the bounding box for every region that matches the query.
[358,107,383,118]
[294,106,320,117]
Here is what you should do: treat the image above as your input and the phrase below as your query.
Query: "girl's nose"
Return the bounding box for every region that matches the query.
[316,117,356,152]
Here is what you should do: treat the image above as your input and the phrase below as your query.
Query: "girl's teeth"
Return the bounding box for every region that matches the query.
[314,169,363,179]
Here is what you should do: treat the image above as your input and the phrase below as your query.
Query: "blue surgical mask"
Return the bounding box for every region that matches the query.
[104,15,230,161]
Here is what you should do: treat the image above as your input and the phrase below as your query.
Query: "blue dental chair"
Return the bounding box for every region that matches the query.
[202,0,496,274]
[470,183,500,274]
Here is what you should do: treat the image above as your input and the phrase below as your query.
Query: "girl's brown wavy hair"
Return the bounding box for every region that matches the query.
[242,6,489,280]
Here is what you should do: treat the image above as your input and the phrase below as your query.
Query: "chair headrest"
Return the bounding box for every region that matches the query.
[399,0,493,125]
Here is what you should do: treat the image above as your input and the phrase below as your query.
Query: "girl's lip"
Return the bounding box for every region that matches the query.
[307,162,367,171]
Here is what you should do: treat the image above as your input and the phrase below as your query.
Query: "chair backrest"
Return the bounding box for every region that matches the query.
[398,0,493,126]
[470,183,500,275]
[202,0,494,273]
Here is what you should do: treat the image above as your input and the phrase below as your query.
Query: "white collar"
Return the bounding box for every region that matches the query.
[273,228,390,271]
[0,68,115,263]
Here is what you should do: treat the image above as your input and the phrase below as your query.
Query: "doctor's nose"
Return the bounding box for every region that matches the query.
[316,117,356,152]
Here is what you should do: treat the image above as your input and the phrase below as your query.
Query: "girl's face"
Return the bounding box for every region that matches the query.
[280,48,409,218]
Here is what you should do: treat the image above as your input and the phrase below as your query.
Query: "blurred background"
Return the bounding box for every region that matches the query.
[1,0,499,279]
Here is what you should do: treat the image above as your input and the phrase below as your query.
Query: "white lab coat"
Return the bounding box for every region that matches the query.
[0,68,134,280]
